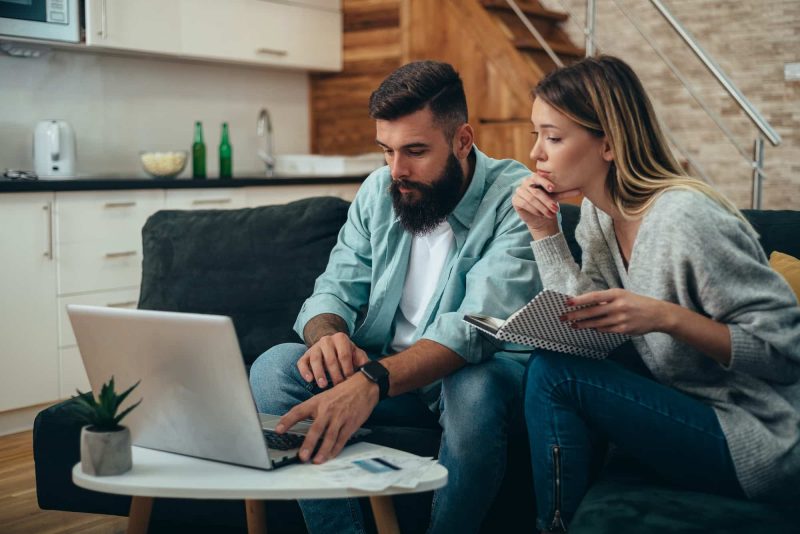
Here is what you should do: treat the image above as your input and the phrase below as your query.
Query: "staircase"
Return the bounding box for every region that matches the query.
[480,0,584,72]
[310,0,585,167]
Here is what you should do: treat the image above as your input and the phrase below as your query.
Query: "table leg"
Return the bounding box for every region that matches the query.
[127,496,154,534]
[245,499,267,534]
[369,496,400,534]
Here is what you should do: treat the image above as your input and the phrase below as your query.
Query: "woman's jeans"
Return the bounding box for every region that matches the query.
[249,343,527,534]
[524,351,744,532]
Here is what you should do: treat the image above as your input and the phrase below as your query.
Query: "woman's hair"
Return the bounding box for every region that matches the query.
[533,55,745,221]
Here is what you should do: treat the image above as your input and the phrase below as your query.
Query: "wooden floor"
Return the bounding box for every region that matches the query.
[0,430,128,534]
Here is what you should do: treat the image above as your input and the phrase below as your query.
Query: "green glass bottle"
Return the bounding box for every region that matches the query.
[192,121,206,179]
[219,122,233,179]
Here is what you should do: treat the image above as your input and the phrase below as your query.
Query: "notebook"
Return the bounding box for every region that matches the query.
[463,289,630,359]
[67,305,370,470]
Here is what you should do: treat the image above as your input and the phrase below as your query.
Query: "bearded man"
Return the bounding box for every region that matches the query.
[249,60,542,534]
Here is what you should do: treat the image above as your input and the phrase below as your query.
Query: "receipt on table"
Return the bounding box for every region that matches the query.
[316,452,438,491]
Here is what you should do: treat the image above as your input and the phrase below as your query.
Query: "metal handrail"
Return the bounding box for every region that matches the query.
[504,0,564,68]
[608,0,753,165]
[649,0,781,147]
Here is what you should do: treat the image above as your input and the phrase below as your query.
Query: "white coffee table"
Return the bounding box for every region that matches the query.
[73,442,447,534]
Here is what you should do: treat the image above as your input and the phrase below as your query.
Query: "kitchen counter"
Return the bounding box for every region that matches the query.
[0,175,367,193]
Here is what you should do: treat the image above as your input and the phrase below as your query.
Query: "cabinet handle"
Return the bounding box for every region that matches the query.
[191,198,232,205]
[104,201,137,208]
[106,300,138,308]
[99,0,107,37]
[256,47,288,57]
[43,202,53,260]
[105,250,137,259]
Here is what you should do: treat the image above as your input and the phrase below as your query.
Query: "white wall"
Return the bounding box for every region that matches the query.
[0,49,310,178]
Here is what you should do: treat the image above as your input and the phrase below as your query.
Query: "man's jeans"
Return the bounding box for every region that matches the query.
[524,351,744,533]
[249,343,526,534]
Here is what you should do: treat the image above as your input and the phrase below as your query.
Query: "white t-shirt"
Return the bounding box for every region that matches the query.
[390,221,455,353]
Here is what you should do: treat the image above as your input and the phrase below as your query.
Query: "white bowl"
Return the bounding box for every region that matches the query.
[140,151,187,179]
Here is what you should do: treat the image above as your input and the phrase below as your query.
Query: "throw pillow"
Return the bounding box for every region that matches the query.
[770,251,800,301]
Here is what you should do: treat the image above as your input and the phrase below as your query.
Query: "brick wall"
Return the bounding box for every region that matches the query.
[539,0,799,209]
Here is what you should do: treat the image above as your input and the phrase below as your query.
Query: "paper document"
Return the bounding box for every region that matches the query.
[316,452,439,491]
[464,289,629,359]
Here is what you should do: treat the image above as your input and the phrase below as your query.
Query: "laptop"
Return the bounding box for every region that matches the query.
[67,305,370,470]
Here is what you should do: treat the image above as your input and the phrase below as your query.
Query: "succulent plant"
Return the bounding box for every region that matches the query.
[71,376,142,432]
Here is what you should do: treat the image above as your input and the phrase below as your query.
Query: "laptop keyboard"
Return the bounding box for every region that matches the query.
[263,429,305,450]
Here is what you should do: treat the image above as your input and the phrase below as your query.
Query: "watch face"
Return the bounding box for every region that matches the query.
[363,361,388,380]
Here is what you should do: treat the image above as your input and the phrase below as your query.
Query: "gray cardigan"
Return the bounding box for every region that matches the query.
[531,189,800,500]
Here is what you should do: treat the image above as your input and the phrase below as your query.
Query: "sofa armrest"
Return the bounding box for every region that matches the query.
[34,397,131,515]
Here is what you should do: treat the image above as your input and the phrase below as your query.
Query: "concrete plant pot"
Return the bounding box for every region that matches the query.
[80,425,132,476]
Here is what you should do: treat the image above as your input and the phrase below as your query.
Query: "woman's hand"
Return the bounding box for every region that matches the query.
[512,175,580,239]
[562,288,673,336]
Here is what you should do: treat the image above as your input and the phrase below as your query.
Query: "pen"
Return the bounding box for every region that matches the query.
[373,457,401,470]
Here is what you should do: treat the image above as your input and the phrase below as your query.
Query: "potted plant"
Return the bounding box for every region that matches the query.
[71,376,142,476]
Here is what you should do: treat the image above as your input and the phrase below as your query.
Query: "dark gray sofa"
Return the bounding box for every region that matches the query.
[33,196,800,533]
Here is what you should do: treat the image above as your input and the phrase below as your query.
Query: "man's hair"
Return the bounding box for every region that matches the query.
[369,60,468,140]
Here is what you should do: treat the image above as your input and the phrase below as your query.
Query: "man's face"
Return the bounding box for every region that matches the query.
[376,108,465,235]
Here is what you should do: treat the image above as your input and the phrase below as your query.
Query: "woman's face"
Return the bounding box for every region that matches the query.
[529,98,612,195]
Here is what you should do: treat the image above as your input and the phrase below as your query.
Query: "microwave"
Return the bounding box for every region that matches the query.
[0,0,80,43]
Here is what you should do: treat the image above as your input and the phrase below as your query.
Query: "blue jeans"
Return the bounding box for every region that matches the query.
[249,343,526,534]
[524,351,744,533]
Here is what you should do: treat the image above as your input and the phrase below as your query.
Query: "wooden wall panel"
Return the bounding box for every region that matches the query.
[310,0,577,163]
[311,0,402,155]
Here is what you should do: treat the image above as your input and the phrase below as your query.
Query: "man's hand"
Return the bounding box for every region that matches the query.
[276,372,379,463]
[298,332,370,388]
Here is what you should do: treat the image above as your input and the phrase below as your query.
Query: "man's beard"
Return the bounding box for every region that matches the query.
[390,154,465,236]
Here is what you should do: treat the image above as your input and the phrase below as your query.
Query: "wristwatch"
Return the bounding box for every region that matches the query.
[358,360,390,401]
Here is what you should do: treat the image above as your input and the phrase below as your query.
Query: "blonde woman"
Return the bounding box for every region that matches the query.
[512,55,800,532]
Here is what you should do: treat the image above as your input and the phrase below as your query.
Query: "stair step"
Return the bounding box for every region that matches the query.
[513,36,584,57]
[480,0,568,22]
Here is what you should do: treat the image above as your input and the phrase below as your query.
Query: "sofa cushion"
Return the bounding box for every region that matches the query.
[770,251,800,300]
[138,197,351,365]
[571,456,799,534]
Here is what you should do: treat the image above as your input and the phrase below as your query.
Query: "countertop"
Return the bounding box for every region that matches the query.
[0,175,367,193]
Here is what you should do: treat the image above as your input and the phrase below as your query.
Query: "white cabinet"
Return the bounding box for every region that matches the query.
[84,0,183,56]
[0,193,59,412]
[85,0,342,71]
[245,183,359,207]
[53,190,164,400]
[179,0,342,70]
[56,190,164,295]
[165,187,248,210]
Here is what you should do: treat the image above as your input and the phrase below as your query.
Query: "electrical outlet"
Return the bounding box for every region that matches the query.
[785,63,800,82]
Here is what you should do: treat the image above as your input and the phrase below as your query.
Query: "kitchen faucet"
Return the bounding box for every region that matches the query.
[256,108,275,177]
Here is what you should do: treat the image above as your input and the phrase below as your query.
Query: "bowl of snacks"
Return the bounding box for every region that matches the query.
[140,150,188,179]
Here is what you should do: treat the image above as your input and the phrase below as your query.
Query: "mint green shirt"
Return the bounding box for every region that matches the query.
[294,148,541,402]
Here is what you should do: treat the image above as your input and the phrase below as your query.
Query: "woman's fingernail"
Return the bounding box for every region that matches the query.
[301,449,310,460]
[317,378,326,387]
[275,424,284,433]
[559,315,567,322]
[304,374,313,382]
[565,299,574,306]
[547,185,554,192]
